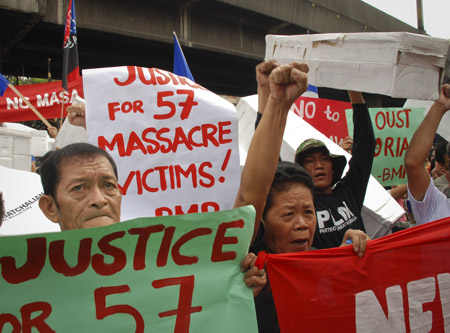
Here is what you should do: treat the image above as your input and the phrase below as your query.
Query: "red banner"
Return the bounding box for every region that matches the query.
[264,217,450,332]
[0,78,83,122]
[292,96,351,146]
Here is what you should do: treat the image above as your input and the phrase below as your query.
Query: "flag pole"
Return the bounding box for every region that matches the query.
[60,91,65,129]
[6,83,52,128]
[47,58,52,82]
[173,31,187,59]
[61,0,80,129]
[173,31,195,81]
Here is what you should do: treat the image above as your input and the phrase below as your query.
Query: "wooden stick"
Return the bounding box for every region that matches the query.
[7,83,52,129]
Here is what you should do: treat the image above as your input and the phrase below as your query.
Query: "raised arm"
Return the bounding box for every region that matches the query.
[341,90,375,207]
[67,103,86,129]
[348,90,365,104]
[405,84,450,201]
[256,60,279,117]
[234,62,309,243]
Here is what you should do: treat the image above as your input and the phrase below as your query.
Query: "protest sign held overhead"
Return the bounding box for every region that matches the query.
[0,206,257,332]
[346,107,425,186]
[83,66,240,221]
[261,216,450,332]
[0,78,83,122]
[292,96,351,146]
[266,32,449,100]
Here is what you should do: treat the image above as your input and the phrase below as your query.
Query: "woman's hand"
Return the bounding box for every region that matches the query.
[241,253,267,297]
[341,229,370,258]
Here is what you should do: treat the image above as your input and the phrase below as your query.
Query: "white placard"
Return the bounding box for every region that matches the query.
[83,66,240,221]
[266,32,449,100]
[0,166,60,235]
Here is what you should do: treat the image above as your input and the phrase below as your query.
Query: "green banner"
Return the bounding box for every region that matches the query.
[0,206,257,332]
[346,107,425,186]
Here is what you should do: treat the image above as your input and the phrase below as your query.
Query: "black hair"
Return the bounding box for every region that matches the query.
[263,161,315,219]
[435,141,449,165]
[39,143,118,200]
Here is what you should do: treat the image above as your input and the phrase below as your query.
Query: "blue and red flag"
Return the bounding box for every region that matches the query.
[62,0,80,91]
[0,74,10,97]
[173,32,195,82]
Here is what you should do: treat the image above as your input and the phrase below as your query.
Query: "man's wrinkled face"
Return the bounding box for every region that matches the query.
[45,155,122,230]
[301,149,333,194]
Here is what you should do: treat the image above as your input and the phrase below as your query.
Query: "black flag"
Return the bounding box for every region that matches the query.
[62,0,80,91]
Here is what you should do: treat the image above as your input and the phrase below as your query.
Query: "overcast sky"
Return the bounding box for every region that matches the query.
[362,0,450,40]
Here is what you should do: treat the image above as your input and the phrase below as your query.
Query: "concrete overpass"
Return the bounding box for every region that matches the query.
[1,0,448,104]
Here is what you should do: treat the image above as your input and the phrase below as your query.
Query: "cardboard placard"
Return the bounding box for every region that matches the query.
[266,32,449,100]
[346,107,425,186]
[292,96,351,145]
[83,66,240,221]
[0,206,257,332]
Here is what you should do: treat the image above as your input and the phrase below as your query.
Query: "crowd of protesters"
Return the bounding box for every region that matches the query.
[0,58,450,332]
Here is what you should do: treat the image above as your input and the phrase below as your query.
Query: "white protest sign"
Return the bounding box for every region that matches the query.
[83,66,240,221]
[266,32,449,100]
[0,166,60,235]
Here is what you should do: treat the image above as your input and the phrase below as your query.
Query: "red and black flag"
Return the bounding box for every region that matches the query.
[62,0,80,91]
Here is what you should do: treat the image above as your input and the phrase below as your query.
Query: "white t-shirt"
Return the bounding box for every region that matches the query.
[408,178,450,225]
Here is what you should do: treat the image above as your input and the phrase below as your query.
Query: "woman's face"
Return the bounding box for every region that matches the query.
[263,183,316,254]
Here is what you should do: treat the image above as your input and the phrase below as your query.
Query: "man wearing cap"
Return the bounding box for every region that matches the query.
[295,91,375,249]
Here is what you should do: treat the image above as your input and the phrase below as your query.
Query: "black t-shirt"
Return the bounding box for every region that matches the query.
[249,224,280,333]
[312,103,375,249]
[249,225,317,333]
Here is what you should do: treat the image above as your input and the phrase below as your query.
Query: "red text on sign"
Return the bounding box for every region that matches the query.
[155,90,198,120]
[98,121,232,156]
[374,109,412,130]
[374,137,409,158]
[152,275,202,333]
[0,301,54,333]
[0,220,245,282]
[94,276,202,333]
[113,66,206,91]
[108,100,144,121]
[118,162,215,195]
[155,201,220,216]
[379,164,407,181]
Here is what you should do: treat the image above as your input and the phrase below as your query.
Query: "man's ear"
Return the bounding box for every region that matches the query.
[38,195,60,224]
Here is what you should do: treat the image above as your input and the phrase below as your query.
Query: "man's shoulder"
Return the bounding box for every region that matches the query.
[408,180,450,224]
